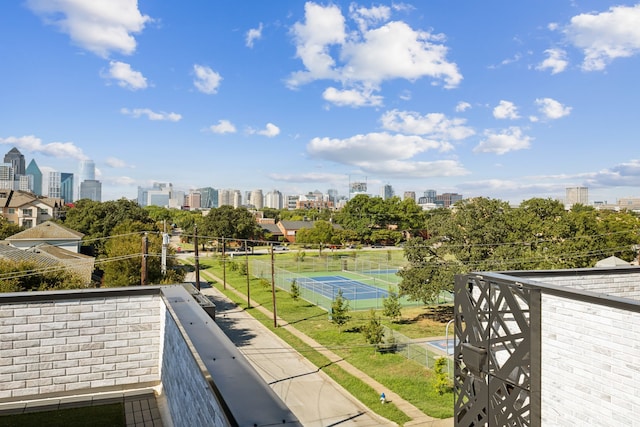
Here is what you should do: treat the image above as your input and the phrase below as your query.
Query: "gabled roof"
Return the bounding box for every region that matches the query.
[27,243,94,261]
[594,255,631,267]
[7,221,84,241]
[261,223,283,235]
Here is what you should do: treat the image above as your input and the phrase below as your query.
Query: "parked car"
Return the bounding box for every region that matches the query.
[272,245,288,251]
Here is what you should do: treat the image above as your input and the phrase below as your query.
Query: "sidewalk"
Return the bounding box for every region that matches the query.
[193,270,453,427]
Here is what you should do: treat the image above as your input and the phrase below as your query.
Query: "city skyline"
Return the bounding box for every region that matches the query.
[2,2,640,204]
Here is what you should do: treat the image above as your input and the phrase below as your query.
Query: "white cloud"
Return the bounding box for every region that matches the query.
[246,23,263,48]
[349,4,391,32]
[564,4,640,71]
[257,123,280,137]
[26,0,150,58]
[493,100,520,120]
[104,61,148,90]
[455,101,471,112]
[380,110,475,141]
[209,120,236,134]
[193,64,222,94]
[105,157,134,168]
[0,135,87,160]
[288,2,461,105]
[537,48,568,74]
[474,127,532,155]
[322,87,383,107]
[535,98,572,119]
[288,2,345,86]
[120,108,181,121]
[308,132,450,165]
[353,159,469,178]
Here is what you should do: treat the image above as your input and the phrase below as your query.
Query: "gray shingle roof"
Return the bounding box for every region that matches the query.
[7,221,84,241]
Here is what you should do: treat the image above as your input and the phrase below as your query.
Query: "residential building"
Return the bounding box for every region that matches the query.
[418,189,437,204]
[25,159,42,196]
[349,181,368,198]
[286,195,299,210]
[79,179,102,202]
[0,190,64,228]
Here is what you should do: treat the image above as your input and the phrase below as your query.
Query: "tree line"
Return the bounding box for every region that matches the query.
[2,195,639,296]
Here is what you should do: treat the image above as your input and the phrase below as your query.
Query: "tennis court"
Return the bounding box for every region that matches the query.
[295,275,389,301]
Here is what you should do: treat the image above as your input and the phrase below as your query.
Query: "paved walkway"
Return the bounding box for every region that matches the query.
[190,270,453,427]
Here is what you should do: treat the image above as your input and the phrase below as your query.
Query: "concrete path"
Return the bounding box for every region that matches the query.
[187,270,453,427]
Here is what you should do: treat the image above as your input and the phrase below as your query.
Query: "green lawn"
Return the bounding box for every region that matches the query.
[0,404,124,427]
[196,254,454,423]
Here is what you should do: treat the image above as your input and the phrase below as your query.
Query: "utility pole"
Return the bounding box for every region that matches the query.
[245,239,250,308]
[161,220,168,276]
[222,237,226,290]
[194,225,200,291]
[141,233,148,286]
[270,244,277,327]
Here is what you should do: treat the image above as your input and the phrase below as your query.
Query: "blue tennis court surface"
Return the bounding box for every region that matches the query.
[294,275,389,300]
[426,339,454,355]
[362,269,399,274]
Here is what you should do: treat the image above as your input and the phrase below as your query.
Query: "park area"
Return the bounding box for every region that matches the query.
[192,248,455,424]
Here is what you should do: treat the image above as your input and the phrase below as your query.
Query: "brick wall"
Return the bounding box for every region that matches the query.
[540,294,640,425]
[160,310,228,427]
[0,294,162,400]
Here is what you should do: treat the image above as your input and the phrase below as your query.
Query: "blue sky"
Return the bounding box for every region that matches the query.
[1,1,640,204]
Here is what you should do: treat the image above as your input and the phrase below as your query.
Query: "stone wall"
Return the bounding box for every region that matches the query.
[0,293,162,400]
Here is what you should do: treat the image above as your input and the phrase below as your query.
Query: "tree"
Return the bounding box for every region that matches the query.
[361,309,384,351]
[60,199,156,255]
[382,288,402,322]
[200,206,263,242]
[434,357,452,395]
[290,279,300,300]
[0,259,85,293]
[0,217,23,240]
[295,220,336,246]
[330,289,350,330]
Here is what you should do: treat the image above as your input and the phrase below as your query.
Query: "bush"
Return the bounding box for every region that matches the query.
[290,279,300,300]
[434,357,452,395]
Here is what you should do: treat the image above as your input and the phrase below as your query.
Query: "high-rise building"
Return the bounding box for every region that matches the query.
[25,159,42,196]
[4,147,25,176]
[403,191,416,202]
[250,189,264,209]
[381,184,394,200]
[436,192,463,208]
[48,171,61,198]
[265,190,283,209]
[80,180,102,202]
[185,191,201,210]
[60,173,74,204]
[77,160,96,201]
[566,187,588,207]
[197,187,218,208]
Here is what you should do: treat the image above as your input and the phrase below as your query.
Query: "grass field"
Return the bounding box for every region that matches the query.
[195,253,455,423]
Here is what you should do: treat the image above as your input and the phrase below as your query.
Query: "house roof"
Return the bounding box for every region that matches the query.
[6,221,84,241]
[0,243,61,268]
[27,243,94,261]
[278,220,317,230]
[0,189,63,209]
[261,223,283,235]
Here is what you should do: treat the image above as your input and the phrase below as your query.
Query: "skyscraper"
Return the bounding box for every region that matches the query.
[60,173,74,204]
[4,147,25,176]
[80,180,102,202]
[77,159,96,201]
[25,159,42,195]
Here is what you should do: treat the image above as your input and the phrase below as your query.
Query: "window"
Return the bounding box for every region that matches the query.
[7,208,14,214]
[40,208,48,215]
[22,209,33,216]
